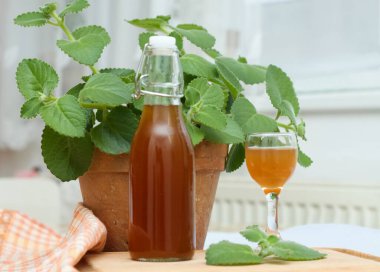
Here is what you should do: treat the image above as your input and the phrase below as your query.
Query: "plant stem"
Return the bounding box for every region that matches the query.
[51,12,74,40]
[50,12,98,74]
[179,48,186,57]
[102,109,109,120]
[41,95,58,105]
[209,77,225,86]
[88,65,98,74]
[47,21,60,26]
[186,108,193,121]
[277,122,294,131]
[161,25,173,35]
[80,102,111,109]
[275,111,281,120]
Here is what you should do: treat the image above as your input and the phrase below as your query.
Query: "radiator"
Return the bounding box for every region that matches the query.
[209,177,380,231]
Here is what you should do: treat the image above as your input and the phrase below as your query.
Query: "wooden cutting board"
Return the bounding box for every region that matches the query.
[76,249,380,272]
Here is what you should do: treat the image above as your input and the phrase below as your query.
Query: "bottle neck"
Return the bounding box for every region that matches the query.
[136,45,184,101]
[140,98,184,128]
[144,94,181,106]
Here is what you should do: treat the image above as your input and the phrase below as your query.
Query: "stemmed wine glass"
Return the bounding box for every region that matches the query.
[245,132,298,237]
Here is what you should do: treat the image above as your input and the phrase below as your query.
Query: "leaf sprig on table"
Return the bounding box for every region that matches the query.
[14,0,312,182]
[206,225,326,266]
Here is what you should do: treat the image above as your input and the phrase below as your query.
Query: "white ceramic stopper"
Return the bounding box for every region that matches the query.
[149,36,176,49]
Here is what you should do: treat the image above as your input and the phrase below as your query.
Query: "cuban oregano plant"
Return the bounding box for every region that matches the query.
[14,0,312,182]
[206,225,326,265]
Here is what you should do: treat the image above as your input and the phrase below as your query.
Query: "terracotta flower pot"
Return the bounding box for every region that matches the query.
[79,141,228,252]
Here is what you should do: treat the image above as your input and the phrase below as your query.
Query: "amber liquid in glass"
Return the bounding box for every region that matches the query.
[129,104,195,261]
[245,147,297,195]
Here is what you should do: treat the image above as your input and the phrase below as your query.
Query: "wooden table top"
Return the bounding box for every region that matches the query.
[76,249,380,272]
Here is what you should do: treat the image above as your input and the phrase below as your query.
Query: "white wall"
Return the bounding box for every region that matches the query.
[0,139,43,177]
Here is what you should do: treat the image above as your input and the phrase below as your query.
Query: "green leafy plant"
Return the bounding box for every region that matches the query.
[206,225,326,265]
[14,0,312,182]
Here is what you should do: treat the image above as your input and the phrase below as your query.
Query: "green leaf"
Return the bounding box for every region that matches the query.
[186,78,225,109]
[184,117,204,146]
[138,32,155,50]
[202,117,244,144]
[240,225,268,243]
[226,143,245,172]
[279,100,297,126]
[181,54,218,79]
[57,25,111,65]
[225,92,234,113]
[206,241,262,266]
[81,75,91,82]
[176,24,206,30]
[60,0,90,17]
[175,25,215,50]
[193,106,227,130]
[184,73,196,86]
[65,84,93,131]
[91,107,139,155]
[204,48,222,58]
[169,31,184,51]
[41,126,93,181]
[99,68,135,83]
[298,148,313,167]
[73,25,111,44]
[133,96,144,111]
[185,78,206,106]
[84,109,95,131]
[242,114,278,134]
[187,77,209,93]
[270,241,326,261]
[238,56,248,63]
[95,109,104,122]
[266,65,300,116]
[156,15,171,22]
[14,12,48,27]
[100,68,134,77]
[215,58,243,98]
[80,73,134,107]
[231,98,277,134]
[66,83,85,97]
[216,57,266,85]
[16,59,58,99]
[185,88,200,107]
[201,84,226,109]
[231,97,256,127]
[39,3,57,16]
[127,16,168,32]
[40,95,86,137]
[267,235,280,244]
[20,97,43,119]
[297,119,306,140]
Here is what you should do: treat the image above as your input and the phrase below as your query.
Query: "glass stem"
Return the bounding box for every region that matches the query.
[266,192,280,237]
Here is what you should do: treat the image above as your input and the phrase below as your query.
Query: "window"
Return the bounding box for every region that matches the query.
[171,0,380,95]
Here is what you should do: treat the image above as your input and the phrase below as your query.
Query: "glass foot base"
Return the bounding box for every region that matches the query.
[265,227,281,238]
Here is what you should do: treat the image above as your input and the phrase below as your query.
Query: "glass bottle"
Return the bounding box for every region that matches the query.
[129,36,195,261]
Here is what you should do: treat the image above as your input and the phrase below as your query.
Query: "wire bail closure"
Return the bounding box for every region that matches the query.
[133,42,184,100]
[133,74,183,99]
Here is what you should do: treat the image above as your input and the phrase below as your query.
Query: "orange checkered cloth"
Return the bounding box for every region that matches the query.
[0,204,107,272]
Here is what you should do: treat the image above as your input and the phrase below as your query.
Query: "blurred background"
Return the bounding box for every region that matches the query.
[0,0,380,233]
